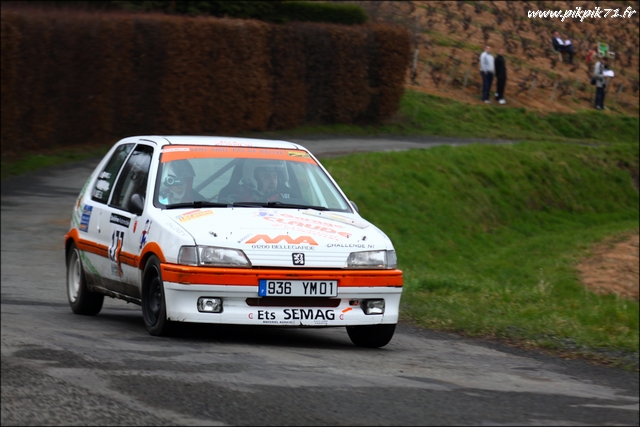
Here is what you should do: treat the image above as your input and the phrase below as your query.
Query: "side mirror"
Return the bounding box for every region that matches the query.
[130,194,144,216]
[350,200,359,214]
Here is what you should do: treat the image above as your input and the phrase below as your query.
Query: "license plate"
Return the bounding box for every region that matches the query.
[258,280,338,297]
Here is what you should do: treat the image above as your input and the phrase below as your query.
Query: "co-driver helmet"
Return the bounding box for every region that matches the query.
[160,159,196,203]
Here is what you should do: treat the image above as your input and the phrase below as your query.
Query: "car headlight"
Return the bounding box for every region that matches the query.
[178,246,251,267]
[347,250,397,269]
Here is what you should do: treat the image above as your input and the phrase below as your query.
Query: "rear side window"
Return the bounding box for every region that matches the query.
[92,144,134,204]
[110,145,154,212]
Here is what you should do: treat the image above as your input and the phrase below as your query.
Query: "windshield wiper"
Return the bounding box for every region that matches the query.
[263,201,329,210]
[164,201,232,209]
[165,200,329,211]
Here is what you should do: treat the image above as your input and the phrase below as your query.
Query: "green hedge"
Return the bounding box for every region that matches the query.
[25,1,370,25]
[0,7,410,154]
[277,1,368,25]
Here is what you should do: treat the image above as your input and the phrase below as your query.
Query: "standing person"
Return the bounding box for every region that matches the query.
[593,56,608,110]
[494,48,507,104]
[479,45,495,104]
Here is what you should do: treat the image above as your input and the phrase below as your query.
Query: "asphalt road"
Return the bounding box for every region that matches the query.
[2,136,638,426]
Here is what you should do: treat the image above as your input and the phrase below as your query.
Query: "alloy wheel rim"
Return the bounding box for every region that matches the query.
[68,252,80,303]
[146,275,162,324]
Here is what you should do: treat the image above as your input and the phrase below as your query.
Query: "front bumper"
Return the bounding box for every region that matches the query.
[161,264,403,326]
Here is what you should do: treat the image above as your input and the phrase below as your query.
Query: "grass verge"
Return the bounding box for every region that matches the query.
[1,144,110,180]
[322,140,639,369]
[248,90,640,144]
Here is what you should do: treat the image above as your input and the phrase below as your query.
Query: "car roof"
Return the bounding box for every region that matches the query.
[121,135,306,151]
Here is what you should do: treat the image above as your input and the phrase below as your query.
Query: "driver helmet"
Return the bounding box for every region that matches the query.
[160,159,196,204]
[242,159,288,193]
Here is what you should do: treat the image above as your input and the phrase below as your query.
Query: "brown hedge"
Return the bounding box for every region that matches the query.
[0,8,411,156]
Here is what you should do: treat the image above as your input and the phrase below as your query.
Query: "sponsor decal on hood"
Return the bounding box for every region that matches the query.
[162,208,389,250]
[175,209,215,222]
[301,210,369,229]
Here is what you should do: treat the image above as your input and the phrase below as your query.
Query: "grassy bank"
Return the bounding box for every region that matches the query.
[395,91,640,143]
[0,145,110,180]
[263,90,640,144]
[323,141,638,367]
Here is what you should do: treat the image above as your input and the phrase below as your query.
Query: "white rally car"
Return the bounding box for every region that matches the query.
[65,136,403,347]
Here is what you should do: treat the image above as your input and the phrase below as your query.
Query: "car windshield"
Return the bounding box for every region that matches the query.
[153,145,352,212]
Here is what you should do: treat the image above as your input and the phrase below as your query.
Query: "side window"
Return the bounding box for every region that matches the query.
[92,144,134,204]
[110,145,154,212]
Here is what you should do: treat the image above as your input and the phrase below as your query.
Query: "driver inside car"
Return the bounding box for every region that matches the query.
[158,159,204,205]
[229,160,300,202]
[256,166,279,196]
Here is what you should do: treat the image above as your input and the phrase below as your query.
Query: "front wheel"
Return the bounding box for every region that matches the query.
[66,243,104,315]
[346,324,396,348]
[141,255,173,336]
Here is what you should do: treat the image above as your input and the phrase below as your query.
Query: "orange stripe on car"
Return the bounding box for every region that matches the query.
[76,239,109,258]
[160,146,316,164]
[66,230,166,268]
[160,265,403,287]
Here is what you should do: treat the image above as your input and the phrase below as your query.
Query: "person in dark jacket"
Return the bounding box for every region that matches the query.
[551,31,574,64]
[494,48,507,104]
[593,57,609,110]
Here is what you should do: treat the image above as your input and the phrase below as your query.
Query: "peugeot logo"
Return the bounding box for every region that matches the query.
[292,253,305,265]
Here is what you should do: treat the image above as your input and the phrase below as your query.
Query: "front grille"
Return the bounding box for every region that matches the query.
[245,297,340,307]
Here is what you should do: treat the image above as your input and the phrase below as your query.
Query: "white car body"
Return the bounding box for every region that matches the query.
[65,136,403,347]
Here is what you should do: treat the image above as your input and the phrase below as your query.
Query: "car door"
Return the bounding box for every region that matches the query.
[98,143,154,300]
[83,143,135,293]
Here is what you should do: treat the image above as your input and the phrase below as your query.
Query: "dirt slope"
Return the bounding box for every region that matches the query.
[577,233,639,300]
[354,0,640,115]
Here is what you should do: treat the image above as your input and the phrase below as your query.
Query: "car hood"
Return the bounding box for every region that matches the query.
[161,208,392,268]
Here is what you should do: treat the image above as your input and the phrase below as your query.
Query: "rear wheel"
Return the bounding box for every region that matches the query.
[66,243,104,315]
[141,255,173,336]
[346,324,396,348]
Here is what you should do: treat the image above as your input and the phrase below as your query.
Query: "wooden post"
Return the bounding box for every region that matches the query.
[528,77,537,97]
[410,47,420,84]
[412,49,419,75]
[410,16,420,85]
[444,64,457,89]
[462,68,471,90]
[549,80,559,101]
[418,63,430,86]
[570,79,579,99]
[612,84,624,106]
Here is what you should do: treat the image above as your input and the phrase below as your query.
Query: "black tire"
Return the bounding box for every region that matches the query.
[141,255,173,336]
[346,324,396,348]
[66,243,104,315]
